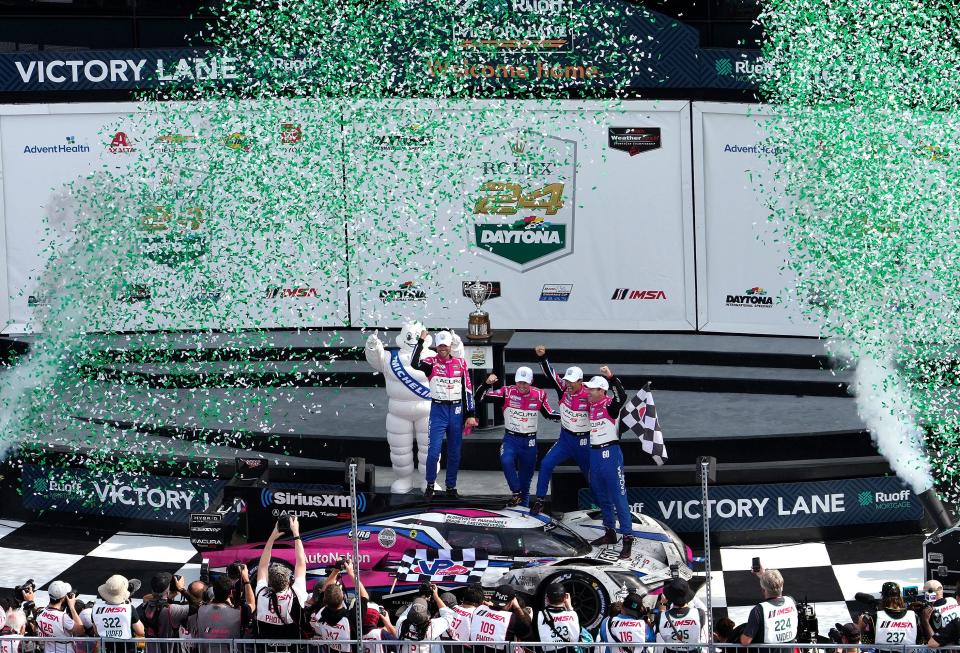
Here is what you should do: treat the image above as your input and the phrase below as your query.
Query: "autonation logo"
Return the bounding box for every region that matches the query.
[260,488,367,512]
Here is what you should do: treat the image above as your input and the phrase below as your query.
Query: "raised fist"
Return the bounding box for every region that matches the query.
[535,345,546,357]
[600,366,612,378]
[486,374,498,384]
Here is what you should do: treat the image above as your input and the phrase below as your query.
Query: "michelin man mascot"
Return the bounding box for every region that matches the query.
[365,323,465,493]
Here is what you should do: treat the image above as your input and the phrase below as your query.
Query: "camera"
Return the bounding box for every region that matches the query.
[335,557,348,572]
[795,601,819,643]
[169,574,183,592]
[277,514,292,534]
[227,562,243,580]
[14,580,35,600]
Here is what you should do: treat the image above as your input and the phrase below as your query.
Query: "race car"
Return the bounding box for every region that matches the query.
[201,504,700,629]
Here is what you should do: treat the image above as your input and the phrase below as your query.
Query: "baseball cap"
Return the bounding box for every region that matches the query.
[363,606,381,628]
[584,376,609,391]
[440,592,459,608]
[48,581,72,600]
[623,592,645,612]
[836,623,860,640]
[881,581,901,597]
[492,585,515,607]
[515,367,533,384]
[562,366,583,382]
[546,583,566,603]
[434,331,453,348]
[407,602,430,625]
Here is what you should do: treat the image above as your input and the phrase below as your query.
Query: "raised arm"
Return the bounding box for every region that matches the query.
[475,374,505,404]
[536,345,564,396]
[343,560,369,600]
[410,331,433,375]
[601,366,628,418]
[364,333,386,372]
[257,523,281,584]
[540,393,560,421]
[291,516,306,582]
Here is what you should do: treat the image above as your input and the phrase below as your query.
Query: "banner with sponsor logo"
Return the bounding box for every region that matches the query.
[579,476,922,532]
[347,100,696,330]
[692,103,822,336]
[21,464,225,524]
[0,102,349,330]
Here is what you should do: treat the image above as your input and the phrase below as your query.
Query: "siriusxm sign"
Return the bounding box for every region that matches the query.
[260,487,367,513]
[579,476,923,532]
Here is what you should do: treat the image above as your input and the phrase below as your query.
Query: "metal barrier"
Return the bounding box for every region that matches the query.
[0,639,954,653]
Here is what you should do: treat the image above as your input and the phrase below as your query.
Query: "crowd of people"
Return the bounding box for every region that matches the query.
[412,334,636,559]
[4,522,959,653]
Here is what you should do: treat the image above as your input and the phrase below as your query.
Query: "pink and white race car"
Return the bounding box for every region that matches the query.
[201,504,699,629]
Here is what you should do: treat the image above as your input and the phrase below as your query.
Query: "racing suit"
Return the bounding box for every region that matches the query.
[535,353,591,498]
[588,375,633,536]
[475,382,559,506]
[412,337,475,490]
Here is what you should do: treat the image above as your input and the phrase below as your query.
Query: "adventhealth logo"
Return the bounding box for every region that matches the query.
[23,136,90,155]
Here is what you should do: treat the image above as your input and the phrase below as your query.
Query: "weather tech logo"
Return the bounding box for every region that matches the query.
[379,281,426,302]
[612,288,666,300]
[470,129,576,272]
[725,287,773,308]
[608,128,661,156]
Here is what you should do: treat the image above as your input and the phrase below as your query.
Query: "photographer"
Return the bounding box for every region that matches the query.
[254,516,307,640]
[13,580,39,638]
[831,622,860,653]
[448,586,484,644]
[739,569,798,648]
[923,580,960,640]
[37,581,85,653]
[863,581,919,647]
[141,572,205,652]
[398,587,455,653]
[470,585,532,653]
[309,559,369,651]
[599,592,654,653]
[92,574,145,653]
[656,579,707,652]
[536,583,580,650]
[361,603,397,653]
[192,574,255,653]
[1,600,28,653]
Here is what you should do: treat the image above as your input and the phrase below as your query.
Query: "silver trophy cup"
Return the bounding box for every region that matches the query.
[466,281,493,340]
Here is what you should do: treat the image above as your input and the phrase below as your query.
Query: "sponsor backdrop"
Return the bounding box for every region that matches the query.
[579,476,922,532]
[0,101,827,335]
[21,463,226,523]
[347,100,696,330]
[692,102,821,335]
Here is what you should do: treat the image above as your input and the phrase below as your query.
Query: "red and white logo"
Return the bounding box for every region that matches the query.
[108,131,135,154]
[280,122,302,145]
[611,288,666,300]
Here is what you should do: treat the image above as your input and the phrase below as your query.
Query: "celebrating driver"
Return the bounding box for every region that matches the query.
[475,367,559,507]
[412,329,478,498]
[584,366,634,559]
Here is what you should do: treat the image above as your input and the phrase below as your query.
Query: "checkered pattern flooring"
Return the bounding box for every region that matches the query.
[0,518,924,630]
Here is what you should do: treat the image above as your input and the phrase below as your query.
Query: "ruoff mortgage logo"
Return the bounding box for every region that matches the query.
[726,287,773,308]
[470,129,576,272]
[859,489,912,510]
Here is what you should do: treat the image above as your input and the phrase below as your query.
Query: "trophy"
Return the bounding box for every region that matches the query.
[465,281,493,340]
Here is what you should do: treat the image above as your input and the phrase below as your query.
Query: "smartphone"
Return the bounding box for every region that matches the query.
[751,557,761,572]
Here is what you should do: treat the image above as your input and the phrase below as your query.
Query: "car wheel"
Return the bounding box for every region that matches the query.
[539,570,610,631]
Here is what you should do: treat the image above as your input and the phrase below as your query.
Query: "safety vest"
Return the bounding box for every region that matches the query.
[38,607,73,653]
[311,607,351,652]
[936,598,960,628]
[423,356,470,403]
[486,386,550,435]
[759,597,797,644]
[470,606,511,648]
[588,397,618,446]
[537,607,579,643]
[92,601,134,640]
[657,607,703,651]
[559,386,590,433]
[449,604,477,642]
[604,615,648,653]
[362,627,385,653]
[875,609,917,646]
[195,604,242,640]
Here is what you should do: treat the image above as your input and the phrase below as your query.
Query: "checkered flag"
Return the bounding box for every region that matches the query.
[619,381,668,465]
[395,548,488,584]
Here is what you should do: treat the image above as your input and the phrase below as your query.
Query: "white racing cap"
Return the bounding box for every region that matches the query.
[434,331,453,347]
[562,366,583,382]
[583,376,609,391]
[515,366,533,384]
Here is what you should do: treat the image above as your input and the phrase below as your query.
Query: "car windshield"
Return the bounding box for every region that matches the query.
[444,523,591,557]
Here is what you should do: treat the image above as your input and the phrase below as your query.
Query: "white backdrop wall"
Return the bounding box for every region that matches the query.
[0,100,823,335]
[692,102,821,336]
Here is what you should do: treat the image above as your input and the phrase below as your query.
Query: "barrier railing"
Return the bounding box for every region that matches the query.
[0,638,955,653]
